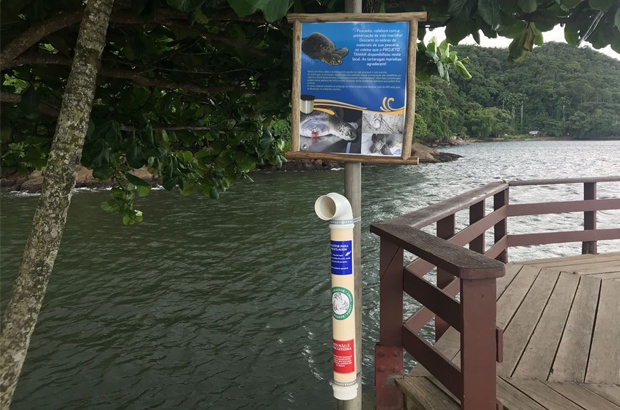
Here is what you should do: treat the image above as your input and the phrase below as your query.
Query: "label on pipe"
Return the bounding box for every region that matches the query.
[333,339,355,373]
[332,287,353,320]
[331,240,353,274]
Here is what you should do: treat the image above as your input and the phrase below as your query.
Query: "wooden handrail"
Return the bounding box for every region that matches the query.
[509,176,620,186]
[385,181,508,229]
[373,177,620,410]
[370,224,504,279]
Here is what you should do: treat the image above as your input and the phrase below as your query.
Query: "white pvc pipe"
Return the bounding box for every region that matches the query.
[315,193,359,401]
[315,193,354,226]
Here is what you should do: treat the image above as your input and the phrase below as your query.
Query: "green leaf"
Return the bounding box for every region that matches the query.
[438,40,449,57]
[564,25,579,46]
[517,0,537,13]
[508,31,528,62]
[498,21,527,39]
[448,0,477,19]
[477,0,502,30]
[445,20,474,43]
[91,139,110,167]
[533,26,543,46]
[122,214,132,225]
[611,32,620,53]
[194,8,209,24]
[227,0,291,21]
[615,7,620,29]
[589,0,614,11]
[209,186,220,199]
[136,185,151,197]
[454,61,472,79]
[127,141,143,169]
[125,172,151,187]
[134,210,144,223]
[101,198,120,213]
[92,164,114,180]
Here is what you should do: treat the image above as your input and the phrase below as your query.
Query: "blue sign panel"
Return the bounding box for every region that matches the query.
[331,240,353,275]
[299,21,409,156]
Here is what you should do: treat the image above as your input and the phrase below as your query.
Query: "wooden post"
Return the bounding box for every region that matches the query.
[582,182,597,254]
[460,278,498,410]
[494,189,509,263]
[436,215,455,341]
[469,200,485,254]
[375,238,405,410]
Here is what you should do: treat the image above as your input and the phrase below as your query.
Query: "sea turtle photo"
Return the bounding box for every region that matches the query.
[300,111,358,141]
[302,33,349,66]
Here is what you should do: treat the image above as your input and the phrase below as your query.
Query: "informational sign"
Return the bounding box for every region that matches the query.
[288,13,426,164]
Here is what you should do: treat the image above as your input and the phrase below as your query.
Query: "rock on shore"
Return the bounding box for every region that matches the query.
[1,144,461,192]
[1,167,158,193]
[411,143,462,163]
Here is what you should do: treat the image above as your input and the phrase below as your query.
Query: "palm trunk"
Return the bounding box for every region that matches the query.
[0,0,114,407]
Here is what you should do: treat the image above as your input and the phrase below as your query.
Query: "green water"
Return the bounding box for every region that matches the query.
[1,141,619,409]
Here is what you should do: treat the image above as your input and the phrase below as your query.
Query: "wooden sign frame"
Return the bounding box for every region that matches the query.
[287,13,426,165]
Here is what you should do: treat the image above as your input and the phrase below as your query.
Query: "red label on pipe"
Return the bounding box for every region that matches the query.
[333,339,355,374]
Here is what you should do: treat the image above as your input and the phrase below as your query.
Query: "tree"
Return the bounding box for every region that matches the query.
[1,0,619,408]
[0,0,115,406]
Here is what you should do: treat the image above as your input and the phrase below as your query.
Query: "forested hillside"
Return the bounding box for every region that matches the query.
[415,43,620,142]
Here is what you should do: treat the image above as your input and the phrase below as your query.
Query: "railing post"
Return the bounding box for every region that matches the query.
[460,277,499,410]
[583,182,597,254]
[436,215,455,341]
[469,200,485,254]
[376,238,404,410]
[493,189,509,263]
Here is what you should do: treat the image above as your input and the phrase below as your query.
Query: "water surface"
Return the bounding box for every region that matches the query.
[1,141,619,409]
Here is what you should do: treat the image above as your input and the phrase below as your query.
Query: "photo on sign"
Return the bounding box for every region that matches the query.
[300,102,362,154]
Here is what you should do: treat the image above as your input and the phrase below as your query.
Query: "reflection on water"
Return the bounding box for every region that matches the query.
[1,141,619,409]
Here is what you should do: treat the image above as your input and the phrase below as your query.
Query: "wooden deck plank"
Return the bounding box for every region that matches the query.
[549,276,601,383]
[498,269,560,377]
[506,379,585,410]
[397,376,460,410]
[522,253,620,267]
[562,259,620,274]
[513,273,579,380]
[498,264,523,298]
[590,272,620,280]
[586,279,620,384]
[572,263,620,275]
[544,382,620,410]
[582,384,620,407]
[520,253,600,265]
[496,378,546,410]
[496,265,542,329]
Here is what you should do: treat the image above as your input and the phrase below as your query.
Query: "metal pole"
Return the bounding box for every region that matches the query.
[341,1,362,409]
[339,162,362,410]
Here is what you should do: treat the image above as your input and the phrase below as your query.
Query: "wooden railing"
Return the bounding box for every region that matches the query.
[371,176,620,410]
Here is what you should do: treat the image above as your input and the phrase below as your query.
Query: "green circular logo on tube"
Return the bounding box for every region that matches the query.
[332,287,353,320]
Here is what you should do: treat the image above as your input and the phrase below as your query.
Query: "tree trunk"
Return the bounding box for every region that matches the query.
[0,0,114,407]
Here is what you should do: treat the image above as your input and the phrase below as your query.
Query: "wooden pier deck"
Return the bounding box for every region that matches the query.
[399,252,620,410]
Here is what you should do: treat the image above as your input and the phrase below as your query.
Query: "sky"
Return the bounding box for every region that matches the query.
[429,25,620,61]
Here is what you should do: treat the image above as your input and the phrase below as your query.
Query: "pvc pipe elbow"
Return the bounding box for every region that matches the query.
[315,193,353,222]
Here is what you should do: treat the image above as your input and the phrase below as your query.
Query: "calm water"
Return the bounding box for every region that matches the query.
[1,141,619,409]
